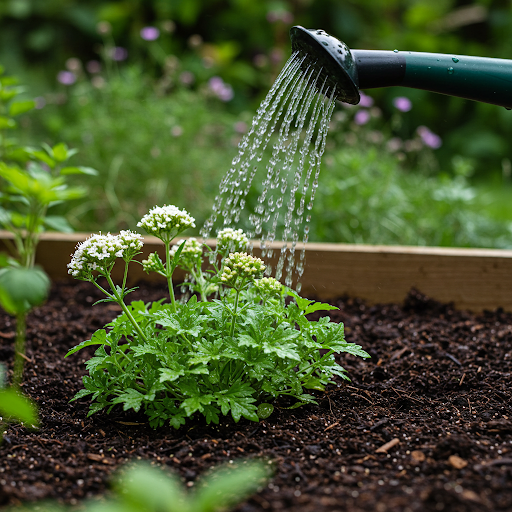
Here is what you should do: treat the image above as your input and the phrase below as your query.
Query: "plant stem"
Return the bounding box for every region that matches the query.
[229,289,240,338]
[104,273,149,343]
[12,312,26,388]
[164,240,177,313]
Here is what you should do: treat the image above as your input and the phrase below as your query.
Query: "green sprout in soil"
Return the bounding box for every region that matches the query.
[66,204,370,428]
[11,458,270,512]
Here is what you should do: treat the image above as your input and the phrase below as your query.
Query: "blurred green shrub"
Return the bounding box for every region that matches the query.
[31,61,247,233]
[2,0,512,178]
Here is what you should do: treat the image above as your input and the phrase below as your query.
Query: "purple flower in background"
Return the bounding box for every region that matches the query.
[86,60,101,74]
[359,92,374,108]
[57,71,76,85]
[393,96,412,112]
[179,71,195,85]
[417,126,442,149]
[234,121,247,134]
[140,26,160,41]
[354,109,370,125]
[111,47,128,61]
[209,76,234,102]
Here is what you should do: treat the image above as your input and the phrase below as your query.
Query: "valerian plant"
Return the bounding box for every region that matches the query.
[66,204,370,428]
[0,64,97,387]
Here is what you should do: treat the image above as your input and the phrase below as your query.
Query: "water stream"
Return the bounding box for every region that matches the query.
[201,51,337,291]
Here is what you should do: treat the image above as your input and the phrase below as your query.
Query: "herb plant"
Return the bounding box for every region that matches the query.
[0,64,97,386]
[66,204,370,428]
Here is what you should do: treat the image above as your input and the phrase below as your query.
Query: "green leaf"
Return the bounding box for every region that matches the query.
[51,143,67,162]
[193,461,269,512]
[0,388,38,426]
[169,414,187,429]
[0,266,50,314]
[0,116,16,129]
[257,402,274,419]
[304,302,339,315]
[112,388,145,412]
[8,100,35,116]
[113,462,188,511]
[43,215,73,233]
[159,368,185,383]
[65,329,108,357]
[216,382,258,423]
[26,148,56,168]
[60,166,98,176]
[181,394,213,416]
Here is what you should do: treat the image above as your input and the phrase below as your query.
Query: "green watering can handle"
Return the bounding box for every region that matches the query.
[353,49,512,109]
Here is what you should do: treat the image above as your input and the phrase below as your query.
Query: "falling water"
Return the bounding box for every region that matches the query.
[201,51,337,291]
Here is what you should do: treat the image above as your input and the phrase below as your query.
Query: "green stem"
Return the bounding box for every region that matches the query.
[104,273,149,343]
[229,289,240,338]
[164,240,177,313]
[12,311,27,388]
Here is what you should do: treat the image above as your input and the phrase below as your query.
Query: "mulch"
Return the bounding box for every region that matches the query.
[0,281,511,512]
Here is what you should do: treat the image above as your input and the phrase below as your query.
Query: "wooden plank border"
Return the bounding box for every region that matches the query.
[1,231,511,312]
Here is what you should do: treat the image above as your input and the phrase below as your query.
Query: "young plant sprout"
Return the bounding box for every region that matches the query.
[66,204,370,428]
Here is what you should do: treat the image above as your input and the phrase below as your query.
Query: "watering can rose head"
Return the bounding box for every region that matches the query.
[137,205,195,242]
[68,231,143,280]
[220,252,265,289]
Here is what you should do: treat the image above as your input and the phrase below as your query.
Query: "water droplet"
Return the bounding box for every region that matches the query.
[393,49,399,53]
[427,66,431,70]
[452,57,459,63]
[447,67,454,75]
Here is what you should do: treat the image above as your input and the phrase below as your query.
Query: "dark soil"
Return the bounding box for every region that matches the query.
[1,281,512,512]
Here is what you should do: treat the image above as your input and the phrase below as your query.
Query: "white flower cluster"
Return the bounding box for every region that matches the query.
[217,228,249,254]
[137,205,195,241]
[170,238,203,270]
[68,231,143,280]
[141,252,164,274]
[220,252,265,288]
[253,277,283,297]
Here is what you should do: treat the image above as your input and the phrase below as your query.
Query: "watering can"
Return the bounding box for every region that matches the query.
[290,25,512,109]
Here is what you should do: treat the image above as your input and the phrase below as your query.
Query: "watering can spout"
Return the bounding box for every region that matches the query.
[290,25,512,109]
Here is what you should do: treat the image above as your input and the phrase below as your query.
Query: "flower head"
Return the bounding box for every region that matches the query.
[142,252,165,274]
[57,71,76,86]
[417,126,442,149]
[253,277,282,298]
[170,238,203,270]
[359,92,374,108]
[209,76,234,102]
[68,231,143,280]
[393,96,412,112]
[354,109,370,125]
[216,228,249,255]
[137,205,195,242]
[140,26,160,41]
[220,252,265,289]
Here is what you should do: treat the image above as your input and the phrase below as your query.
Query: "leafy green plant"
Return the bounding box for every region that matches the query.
[66,205,369,428]
[11,459,269,512]
[0,364,38,443]
[0,65,97,386]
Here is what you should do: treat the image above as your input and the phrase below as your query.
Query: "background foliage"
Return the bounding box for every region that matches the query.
[1,0,512,247]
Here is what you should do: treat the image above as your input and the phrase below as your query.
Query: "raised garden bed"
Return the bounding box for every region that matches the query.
[1,232,512,511]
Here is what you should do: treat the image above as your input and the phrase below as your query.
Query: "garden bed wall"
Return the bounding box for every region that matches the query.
[1,231,512,312]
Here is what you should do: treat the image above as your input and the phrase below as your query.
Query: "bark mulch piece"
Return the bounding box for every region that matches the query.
[1,281,511,511]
